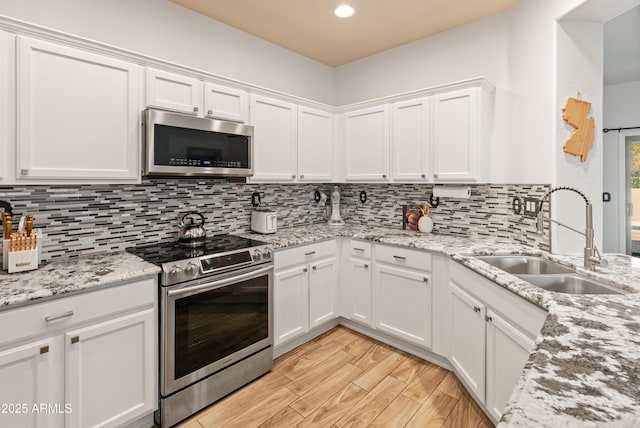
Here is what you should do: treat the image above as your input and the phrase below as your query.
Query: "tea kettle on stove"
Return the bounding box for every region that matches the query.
[178,212,207,247]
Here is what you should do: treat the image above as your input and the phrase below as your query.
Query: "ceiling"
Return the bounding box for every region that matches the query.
[170,0,517,67]
[604,5,640,85]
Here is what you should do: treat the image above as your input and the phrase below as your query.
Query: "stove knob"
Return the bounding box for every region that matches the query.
[262,249,272,259]
[185,262,199,278]
[168,265,183,280]
[253,250,261,261]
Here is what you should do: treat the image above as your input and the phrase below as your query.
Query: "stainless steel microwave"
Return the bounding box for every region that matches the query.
[142,109,254,177]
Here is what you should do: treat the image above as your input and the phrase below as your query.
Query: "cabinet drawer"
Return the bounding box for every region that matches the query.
[350,240,372,258]
[375,245,432,272]
[0,277,156,346]
[274,240,336,269]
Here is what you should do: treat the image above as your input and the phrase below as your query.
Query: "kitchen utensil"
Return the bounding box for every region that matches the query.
[178,212,207,247]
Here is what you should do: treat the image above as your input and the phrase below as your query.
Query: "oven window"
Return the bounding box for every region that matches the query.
[154,124,249,169]
[174,274,268,380]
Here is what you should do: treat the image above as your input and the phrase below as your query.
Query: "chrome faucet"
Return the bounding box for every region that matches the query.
[535,186,607,271]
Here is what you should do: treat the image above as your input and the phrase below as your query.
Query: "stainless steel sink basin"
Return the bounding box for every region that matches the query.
[517,274,625,295]
[476,256,574,275]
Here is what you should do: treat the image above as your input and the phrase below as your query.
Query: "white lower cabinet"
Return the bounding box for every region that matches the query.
[0,278,157,428]
[274,241,338,348]
[372,245,432,349]
[449,262,546,422]
[344,240,373,326]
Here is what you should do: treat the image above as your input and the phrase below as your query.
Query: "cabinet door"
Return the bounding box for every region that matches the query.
[0,338,56,428]
[146,68,203,115]
[432,88,479,182]
[343,105,389,181]
[65,309,155,428]
[373,264,432,348]
[391,98,430,181]
[309,256,338,329]
[274,264,309,346]
[485,309,535,421]
[450,282,486,402]
[203,83,248,122]
[249,95,297,182]
[16,36,139,180]
[298,106,333,182]
[0,30,13,183]
[348,258,372,326]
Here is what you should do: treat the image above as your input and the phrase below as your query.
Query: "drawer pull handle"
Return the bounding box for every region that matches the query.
[305,251,316,256]
[473,306,481,313]
[70,336,80,344]
[354,248,365,252]
[45,310,74,322]
[485,315,493,322]
[40,346,49,354]
[393,256,406,261]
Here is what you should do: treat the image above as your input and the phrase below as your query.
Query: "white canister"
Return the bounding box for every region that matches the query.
[418,216,434,233]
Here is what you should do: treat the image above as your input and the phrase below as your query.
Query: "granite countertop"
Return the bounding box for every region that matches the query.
[240,223,640,428]
[0,252,160,310]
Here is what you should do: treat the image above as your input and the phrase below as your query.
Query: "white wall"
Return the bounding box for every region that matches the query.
[0,0,335,105]
[603,80,640,252]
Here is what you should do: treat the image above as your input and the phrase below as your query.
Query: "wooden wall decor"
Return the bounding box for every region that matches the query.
[562,96,594,162]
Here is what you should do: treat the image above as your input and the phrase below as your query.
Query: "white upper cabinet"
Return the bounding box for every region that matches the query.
[16,36,140,181]
[248,94,298,182]
[298,106,333,182]
[432,85,492,182]
[0,30,14,183]
[146,68,203,115]
[391,98,431,181]
[204,82,248,123]
[343,105,390,182]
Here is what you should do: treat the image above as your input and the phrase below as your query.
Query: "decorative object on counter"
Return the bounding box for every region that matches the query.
[433,184,471,199]
[2,213,43,273]
[403,204,433,232]
[562,95,594,162]
[177,212,207,247]
[326,186,346,227]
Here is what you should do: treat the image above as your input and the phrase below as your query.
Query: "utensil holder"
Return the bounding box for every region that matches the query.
[2,229,43,273]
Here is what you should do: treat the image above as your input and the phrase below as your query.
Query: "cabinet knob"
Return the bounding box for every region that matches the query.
[70,336,80,344]
[292,175,296,179]
[421,174,426,179]
[21,169,29,176]
[312,266,317,270]
[40,346,49,354]
[423,277,429,283]
[434,173,439,179]
[207,109,213,115]
[485,315,493,322]
[193,106,199,112]
[473,306,481,313]
[300,175,304,179]
[364,264,369,269]
[303,268,308,273]
[382,174,387,179]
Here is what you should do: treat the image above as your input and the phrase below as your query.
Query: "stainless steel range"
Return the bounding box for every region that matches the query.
[128,235,274,427]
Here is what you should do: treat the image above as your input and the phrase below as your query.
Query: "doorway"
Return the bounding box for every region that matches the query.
[627,137,640,256]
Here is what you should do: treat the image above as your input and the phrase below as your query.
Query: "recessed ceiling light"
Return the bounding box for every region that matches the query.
[335,5,355,18]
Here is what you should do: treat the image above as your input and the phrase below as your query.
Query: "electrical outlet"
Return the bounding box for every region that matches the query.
[523,198,539,218]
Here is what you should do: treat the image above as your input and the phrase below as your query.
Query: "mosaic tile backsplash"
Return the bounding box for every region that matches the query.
[0,180,550,261]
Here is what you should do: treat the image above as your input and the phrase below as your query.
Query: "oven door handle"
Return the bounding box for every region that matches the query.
[167,265,273,297]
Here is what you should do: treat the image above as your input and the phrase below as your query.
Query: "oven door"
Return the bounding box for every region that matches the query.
[161,264,273,396]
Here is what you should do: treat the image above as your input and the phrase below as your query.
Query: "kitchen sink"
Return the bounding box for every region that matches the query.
[517,274,625,295]
[476,256,575,275]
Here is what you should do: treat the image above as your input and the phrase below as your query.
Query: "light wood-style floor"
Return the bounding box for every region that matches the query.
[176,326,495,428]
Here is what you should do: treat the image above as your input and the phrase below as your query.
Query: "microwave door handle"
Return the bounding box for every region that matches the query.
[167,265,273,297]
